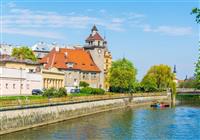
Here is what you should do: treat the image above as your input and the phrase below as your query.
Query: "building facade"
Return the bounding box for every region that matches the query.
[40,47,101,91]
[41,68,65,89]
[0,57,42,96]
[84,25,112,90]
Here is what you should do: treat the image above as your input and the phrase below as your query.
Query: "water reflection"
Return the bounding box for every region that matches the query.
[1,105,200,140]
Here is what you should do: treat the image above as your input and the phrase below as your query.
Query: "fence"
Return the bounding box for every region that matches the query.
[0,92,167,110]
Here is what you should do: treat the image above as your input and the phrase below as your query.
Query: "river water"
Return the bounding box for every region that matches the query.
[1,103,200,140]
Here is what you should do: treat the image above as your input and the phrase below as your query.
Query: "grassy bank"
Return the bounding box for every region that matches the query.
[0,92,167,108]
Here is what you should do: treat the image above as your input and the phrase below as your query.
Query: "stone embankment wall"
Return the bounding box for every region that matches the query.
[0,95,169,135]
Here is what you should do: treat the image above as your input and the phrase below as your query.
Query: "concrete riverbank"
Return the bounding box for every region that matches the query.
[0,94,170,135]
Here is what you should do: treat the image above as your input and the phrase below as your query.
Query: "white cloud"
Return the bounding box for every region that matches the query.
[143,25,192,36]
[1,4,193,38]
[1,28,65,39]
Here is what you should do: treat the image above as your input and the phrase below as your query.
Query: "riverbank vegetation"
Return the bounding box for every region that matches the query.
[108,58,175,93]
[0,92,166,108]
[191,8,200,89]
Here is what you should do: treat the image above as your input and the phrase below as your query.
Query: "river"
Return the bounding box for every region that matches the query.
[0,102,200,140]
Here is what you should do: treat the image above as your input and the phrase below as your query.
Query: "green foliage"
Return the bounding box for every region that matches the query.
[43,87,67,97]
[57,87,67,97]
[195,44,200,89]
[80,87,105,95]
[142,64,174,91]
[191,8,200,24]
[79,81,89,87]
[141,75,158,92]
[109,58,137,93]
[179,77,198,88]
[12,46,37,61]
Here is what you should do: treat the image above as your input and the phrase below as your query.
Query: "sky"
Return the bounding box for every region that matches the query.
[0,0,199,80]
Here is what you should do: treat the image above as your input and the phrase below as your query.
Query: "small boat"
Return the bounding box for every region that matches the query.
[150,103,170,108]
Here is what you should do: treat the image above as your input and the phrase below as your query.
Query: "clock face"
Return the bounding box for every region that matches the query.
[98,49,102,54]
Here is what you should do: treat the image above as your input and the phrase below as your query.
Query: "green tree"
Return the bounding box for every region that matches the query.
[195,44,200,89]
[179,77,198,89]
[109,58,137,93]
[141,74,158,92]
[12,46,37,61]
[142,64,174,90]
[191,8,200,23]
[192,8,200,89]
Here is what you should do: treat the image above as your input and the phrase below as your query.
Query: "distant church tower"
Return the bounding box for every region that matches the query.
[84,25,112,90]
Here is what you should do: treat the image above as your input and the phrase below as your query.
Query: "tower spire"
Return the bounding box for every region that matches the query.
[173,65,177,74]
[91,24,98,32]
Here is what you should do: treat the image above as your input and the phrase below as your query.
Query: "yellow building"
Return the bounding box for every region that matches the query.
[0,56,40,72]
[41,67,65,89]
[104,50,112,90]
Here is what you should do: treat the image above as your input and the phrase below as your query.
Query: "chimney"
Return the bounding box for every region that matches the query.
[55,46,59,52]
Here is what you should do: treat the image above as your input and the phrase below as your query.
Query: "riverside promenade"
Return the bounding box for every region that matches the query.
[0,92,170,135]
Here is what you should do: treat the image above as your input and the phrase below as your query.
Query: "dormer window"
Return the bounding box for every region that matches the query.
[67,62,74,68]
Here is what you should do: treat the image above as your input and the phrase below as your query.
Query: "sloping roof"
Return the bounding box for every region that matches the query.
[0,56,39,65]
[91,25,98,32]
[86,32,104,41]
[40,48,101,72]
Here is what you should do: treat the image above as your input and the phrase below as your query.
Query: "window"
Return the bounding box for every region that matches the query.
[98,41,100,46]
[67,63,74,68]
[68,73,72,79]
[29,69,34,73]
[13,84,16,89]
[6,83,8,89]
[91,73,96,79]
[27,84,29,89]
[21,84,23,89]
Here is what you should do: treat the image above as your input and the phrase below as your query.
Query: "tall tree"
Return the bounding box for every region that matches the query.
[142,64,174,90]
[12,46,37,61]
[192,8,200,88]
[191,8,200,23]
[109,58,137,93]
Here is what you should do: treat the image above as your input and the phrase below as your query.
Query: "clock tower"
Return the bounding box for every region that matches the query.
[84,25,109,89]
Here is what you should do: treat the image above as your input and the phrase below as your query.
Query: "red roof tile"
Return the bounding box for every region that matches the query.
[86,32,103,41]
[40,48,100,72]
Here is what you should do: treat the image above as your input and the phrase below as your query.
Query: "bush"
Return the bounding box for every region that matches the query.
[56,87,67,97]
[43,87,57,97]
[79,81,89,87]
[80,87,105,95]
[42,87,67,98]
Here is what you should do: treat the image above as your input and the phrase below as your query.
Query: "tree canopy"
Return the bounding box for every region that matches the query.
[109,58,137,93]
[142,64,174,90]
[192,8,200,89]
[191,8,200,23]
[12,46,37,61]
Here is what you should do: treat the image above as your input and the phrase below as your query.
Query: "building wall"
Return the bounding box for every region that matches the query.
[64,70,100,89]
[41,68,65,89]
[0,67,42,96]
[1,62,37,72]
[87,48,105,88]
[104,51,112,90]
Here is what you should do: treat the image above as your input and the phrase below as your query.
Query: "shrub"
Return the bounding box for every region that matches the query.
[80,87,105,95]
[42,87,67,97]
[56,87,67,97]
[43,87,57,98]
[79,81,89,87]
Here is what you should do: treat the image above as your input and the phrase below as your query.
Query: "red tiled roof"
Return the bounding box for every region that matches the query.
[86,32,103,41]
[40,48,100,72]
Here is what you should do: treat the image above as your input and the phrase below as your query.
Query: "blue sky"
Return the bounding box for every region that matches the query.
[1,0,199,80]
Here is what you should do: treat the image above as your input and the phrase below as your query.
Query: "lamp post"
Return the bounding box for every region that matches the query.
[20,67,22,95]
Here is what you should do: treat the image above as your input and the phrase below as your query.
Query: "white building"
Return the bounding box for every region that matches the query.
[0,67,42,96]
